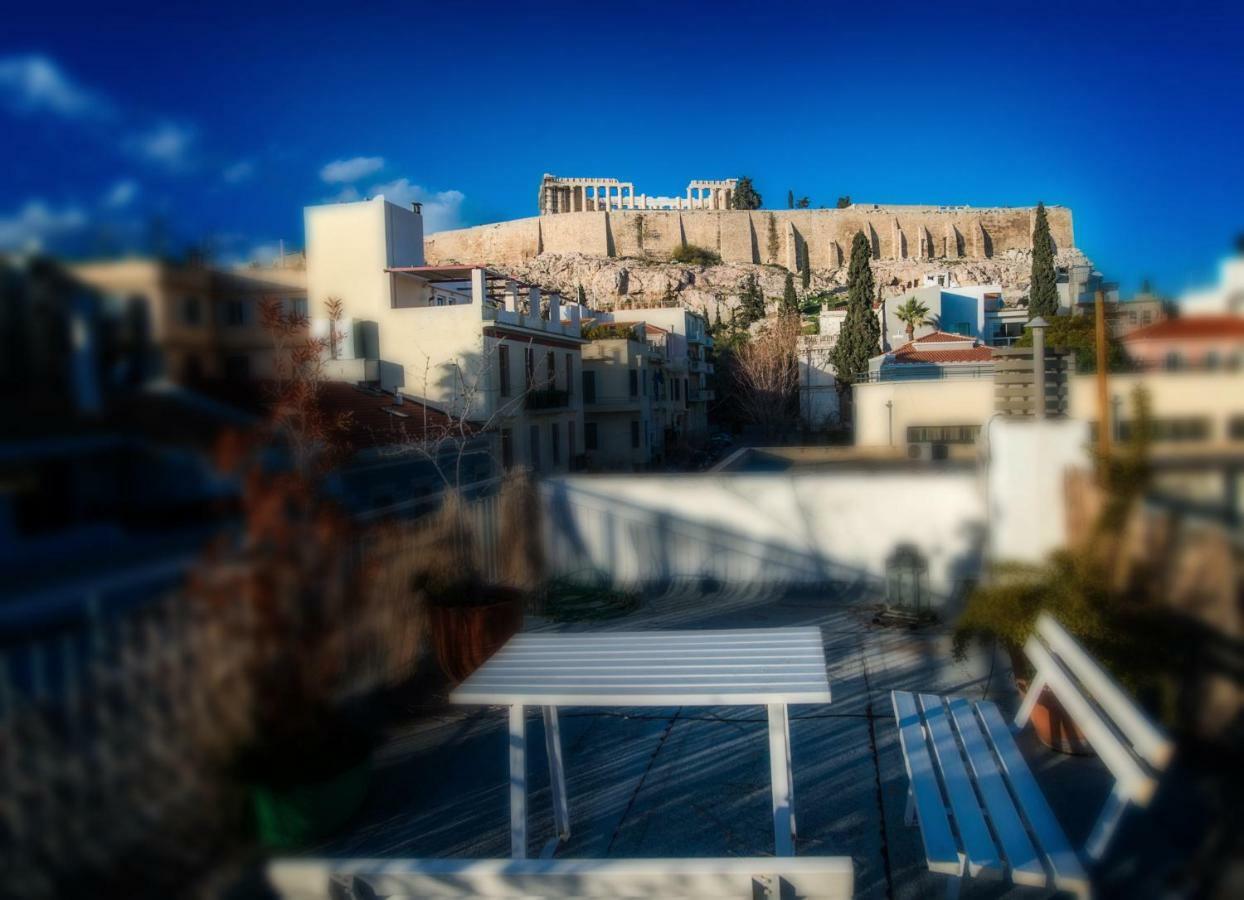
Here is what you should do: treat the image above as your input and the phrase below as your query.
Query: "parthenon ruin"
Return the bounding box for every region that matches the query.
[539,174,738,214]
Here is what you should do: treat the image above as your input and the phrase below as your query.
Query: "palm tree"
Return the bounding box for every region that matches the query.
[894,296,931,343]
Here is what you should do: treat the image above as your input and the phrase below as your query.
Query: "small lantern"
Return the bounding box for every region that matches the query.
[886,544,929,614]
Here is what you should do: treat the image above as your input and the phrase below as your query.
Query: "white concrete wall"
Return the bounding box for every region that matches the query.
[542,471,987,601]
[854,379,995,448]
[983,418,1091,564]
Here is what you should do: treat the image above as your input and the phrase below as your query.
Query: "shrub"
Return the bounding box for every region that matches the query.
[582,322,639,341]
[670,243,721,266]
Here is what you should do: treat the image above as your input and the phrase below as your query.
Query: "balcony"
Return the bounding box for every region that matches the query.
[688,358,708,374]
[690,389,715,402]
[525,388,572,411]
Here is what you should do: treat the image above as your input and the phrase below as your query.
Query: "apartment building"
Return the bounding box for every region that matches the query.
[586,306,714,441]
[72,255,307,383]
[304,196,585,475]
[578,322,674,470]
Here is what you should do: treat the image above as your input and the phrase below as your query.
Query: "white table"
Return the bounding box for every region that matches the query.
[450,627,831,859]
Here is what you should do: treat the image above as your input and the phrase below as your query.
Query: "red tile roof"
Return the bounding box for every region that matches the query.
[1122,316,1244,342]
[911,330,975,344]
[889,335,994,364]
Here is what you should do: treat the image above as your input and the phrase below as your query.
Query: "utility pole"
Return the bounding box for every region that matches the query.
[1095,288,1111,460]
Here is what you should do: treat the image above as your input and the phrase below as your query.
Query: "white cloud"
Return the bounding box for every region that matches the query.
[368,179,465,232]
[0,199,87,251]
[222,160,255,184]
[0,54,109,119]
[127,121,196,170]
[324,185,361,203]
[320,156,384,183]
[103,179,138,209]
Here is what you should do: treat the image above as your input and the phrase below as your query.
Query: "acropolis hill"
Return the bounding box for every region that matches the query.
[423,176,1082,315]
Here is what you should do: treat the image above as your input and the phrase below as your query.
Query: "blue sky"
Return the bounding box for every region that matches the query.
[2,0,1241,294]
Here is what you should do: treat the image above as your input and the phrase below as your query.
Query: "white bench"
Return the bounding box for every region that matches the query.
[267,856,854,899]
[891,613,1173,899]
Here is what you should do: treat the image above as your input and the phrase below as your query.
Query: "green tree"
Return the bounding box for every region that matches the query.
[575,282,588,308]
[737,273,765,324]
[829,231,881,389]
[787,189,794,209]
[835,196,852,209]
[894,296,931,342]
[731,177,762,210]
[800,242,811,290]
[1029,201,1058,318]
[782,271,799,316]
[796,196,810,208]
[1015,314,1132,373]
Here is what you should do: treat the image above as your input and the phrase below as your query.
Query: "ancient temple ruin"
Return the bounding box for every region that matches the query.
[539,174,738,214]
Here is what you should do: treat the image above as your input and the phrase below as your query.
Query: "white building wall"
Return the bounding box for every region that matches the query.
[542,471,986,600]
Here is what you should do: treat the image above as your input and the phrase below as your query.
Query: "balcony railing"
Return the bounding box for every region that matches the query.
[525,388,571,410]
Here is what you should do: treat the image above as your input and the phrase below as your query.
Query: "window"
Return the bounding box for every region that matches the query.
[525,347,534,389]
[564,353,573,395]
[673,379,680,401]
[629,369,638,397]
[224,299,247,326]
[501,428,514,468]
[1118,417,1211,443]
[499,345,511,396]
[1165,351,1183,371]
[582,370,597,403]
[585,421,598,450]
[683,378,688,401]
[529,424,541,469]
[631,420,640,448]
[642,369,648,397]
[1205,351,1221,370]
[181,296,201,326]
[546,350,555,388]
[289,297,308,319]
[1229,416,1244,441]
[551,423,561,465]
[906,424,981,444]
[225,354,250,381]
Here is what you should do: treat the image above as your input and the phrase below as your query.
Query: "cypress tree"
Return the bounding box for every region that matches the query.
[829,231,881,387]
[1029,201,1058,318]
[738,273,764,324]
[782,272,799,316]
[801,242,811,290]
[787,189,794,209]
[731,177,762,210]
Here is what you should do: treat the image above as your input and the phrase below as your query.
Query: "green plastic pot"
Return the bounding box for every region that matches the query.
[251,757,372,849]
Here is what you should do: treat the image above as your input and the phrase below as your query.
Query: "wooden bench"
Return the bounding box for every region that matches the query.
[891,613,1173,899]
[267,856,854,899]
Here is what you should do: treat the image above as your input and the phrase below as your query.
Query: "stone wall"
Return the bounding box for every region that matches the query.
[424,205,1075,268]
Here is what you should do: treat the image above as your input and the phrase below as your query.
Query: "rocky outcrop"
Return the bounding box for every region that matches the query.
[491,248,1092,320]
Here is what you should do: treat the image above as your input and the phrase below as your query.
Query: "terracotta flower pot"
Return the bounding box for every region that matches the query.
[428,586,524,683]
[1016,678,1093,755]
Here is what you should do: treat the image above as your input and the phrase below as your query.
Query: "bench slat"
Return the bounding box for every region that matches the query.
[1024,637,1156,805]
[917,694,1003,878]
[268,856,855,899]
[890,692,962,875]
[1036,612,1173,771]
[976,701,1089,896]
[946,697,1045,887]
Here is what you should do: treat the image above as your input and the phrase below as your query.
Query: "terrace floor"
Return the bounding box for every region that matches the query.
[285,583,1208,899]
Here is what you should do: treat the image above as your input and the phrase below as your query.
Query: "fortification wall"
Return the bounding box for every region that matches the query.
[424,205,1074,268]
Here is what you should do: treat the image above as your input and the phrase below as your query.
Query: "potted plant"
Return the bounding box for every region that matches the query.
[954,387,1157,753]
[192,297,386,848]
[414,488,524,683]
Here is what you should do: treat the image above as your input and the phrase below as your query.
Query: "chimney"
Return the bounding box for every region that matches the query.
[412,202,423,214]
[527,285,541,319]
[548,291,562,325]
[504,279,519,312]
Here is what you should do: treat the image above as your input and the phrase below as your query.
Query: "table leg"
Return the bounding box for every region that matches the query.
[543,706,570,841]
[509,704,526,859]
[768,703,795,856]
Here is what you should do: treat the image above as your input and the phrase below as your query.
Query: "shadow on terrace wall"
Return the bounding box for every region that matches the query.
[541,474,987,617]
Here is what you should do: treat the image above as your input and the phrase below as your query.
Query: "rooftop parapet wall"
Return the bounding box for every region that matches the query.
[425,206,1075,268]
